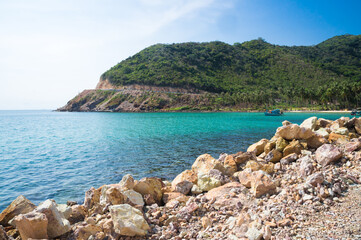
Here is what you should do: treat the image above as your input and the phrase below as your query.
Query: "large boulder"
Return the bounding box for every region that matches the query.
[56,204,72,220]
[110,204,150,236]
[72,223,102,240]
[276,124,313,140]
[315,144,342,167]
[83,187,101,210]
[300,117,317,130]
[334,127,349,135]
[238,168,253,188]
[191,154,225,175]
[275,138,288,152]
[315,128,329,138]
[307,134,328,149]
[197,173,222,192]
[100,186,125,205]
[133,177,164,205]
[36,199,71,238]
[345,141,361,152]
[244,160,262,171]
[247,139,268,156]
[264,141,276,154]
[283,140,302,156]
[317,118,332,128]
[68,205,87,225]
[250,171,276,198]
[13,211,48,240]
[232,151,257,164]
[0,195,36,226]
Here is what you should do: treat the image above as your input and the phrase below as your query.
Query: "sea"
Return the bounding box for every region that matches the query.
[0,110,349,211]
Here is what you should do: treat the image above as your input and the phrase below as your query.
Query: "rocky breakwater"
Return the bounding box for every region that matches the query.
[1,116,361,239]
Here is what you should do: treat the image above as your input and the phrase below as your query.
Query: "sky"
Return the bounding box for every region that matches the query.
[0,0,360,110]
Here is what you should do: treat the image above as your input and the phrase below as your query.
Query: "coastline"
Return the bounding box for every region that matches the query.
[1,115,360,239]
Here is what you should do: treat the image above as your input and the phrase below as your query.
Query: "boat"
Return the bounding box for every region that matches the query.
[351,108,361,116]
[265,109,283,116]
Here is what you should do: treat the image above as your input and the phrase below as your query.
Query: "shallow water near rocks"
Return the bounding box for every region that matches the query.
[0,110,348,210]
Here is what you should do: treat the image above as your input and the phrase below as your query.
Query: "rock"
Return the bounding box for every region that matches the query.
[300,116,317,130]
[251,171,276,197]
[162,192,189,204]
[330,121,342,132]
[282,120,292,126]
[0,226,9,240]
[223,155,237,176]
[317,118,332,128]
[173,181,193,195]
[355,118,361,134]
[133,177,164,205]
[191,154,225,175]
[191,184,202,194]
[277,218,292,227]
[233,151,257,164]
[264,141,276,154]
[0,195,36,226]
[72,222,102,240]
[280,153,298,164]
[119,174,135,190]
[261,162,275,174]
[171,170,198,190]
[306,172,324,187]
[345,141,361,152]
[299,156,314,177]
[246,227,263,240]
[276,124,313,140]
[275,137,288,152]
[100,186,125,205]
[283,140,302,156]
[36,199,71,238]
[84,187,101,209]
[307,134,328,149]
[315,128,330,138]
[245,160,262,171]
[247,139,268,156]
[68,205,87,225]
[201,216,212,229]
[263,225,272,240]
[315,144,342,167]
[197,173,222,192]
[238,168,253,188]
[13,211,48,240]
[110,204,150,236]
[56,204,72,220]
[123,189,145,206]
[334,127,349,135]
[265,149,283,163]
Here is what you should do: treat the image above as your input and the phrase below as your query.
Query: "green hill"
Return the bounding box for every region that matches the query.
[60,35,361,112]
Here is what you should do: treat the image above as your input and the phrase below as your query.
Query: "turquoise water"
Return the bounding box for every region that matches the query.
[0,111,348,210]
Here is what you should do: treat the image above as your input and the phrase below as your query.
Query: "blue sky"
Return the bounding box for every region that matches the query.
[0,0,360,109]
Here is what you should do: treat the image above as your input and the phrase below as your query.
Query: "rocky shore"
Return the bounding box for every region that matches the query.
[1,116,361,240]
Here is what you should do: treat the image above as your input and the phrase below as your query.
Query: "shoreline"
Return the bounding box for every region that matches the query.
[1,116,360,239]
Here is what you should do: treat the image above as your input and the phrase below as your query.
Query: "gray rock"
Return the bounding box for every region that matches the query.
[315,144,342,167]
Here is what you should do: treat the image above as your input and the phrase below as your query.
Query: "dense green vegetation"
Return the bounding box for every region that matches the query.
[101,35,361,109]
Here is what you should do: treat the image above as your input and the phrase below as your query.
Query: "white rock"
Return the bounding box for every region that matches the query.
[300,117,317,130]
[56,204,72,220]
[315,128,329,138]
[123,190,144,206]
[110,204,150,236]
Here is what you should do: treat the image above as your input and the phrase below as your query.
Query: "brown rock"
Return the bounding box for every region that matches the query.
[171,170,197,190]
[276,124,313,140]
[84,187,101,210]
[73,223,102,240]
[119,174,135,190]
[355,118,361,134]
[261,162,275,174]
[133,177,164,205]
[0,195,36,226]
[245,160,262,171]
[329,132,348,142]
[299,156,314,177]
[223,155,238,176]
[201,216,212,229]
[104,187,125,205]
[277,218,292,227]
[247,139,268,155]
[0,226,9,240]
[163,192,189,204]
[307,134,328,149]
[264,142,276,154]
[275,137,288,152]
[250,171,276,198]
[238,168,253,188]
[173,181,193,195]
[317,118,332,128]
[13,211,48,240]
[280,153,298,165]
[265,149,283,163]
[345,141,361,152]
[283,140,302,157]
[191,154,225,175]
[68,205,87,225]
[233,151,257,164]
[315,144,342,167]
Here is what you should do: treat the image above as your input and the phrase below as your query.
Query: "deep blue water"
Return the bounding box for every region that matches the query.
[0,111,348,211]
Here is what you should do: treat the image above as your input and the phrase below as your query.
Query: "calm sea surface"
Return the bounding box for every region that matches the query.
[0,110,349,210]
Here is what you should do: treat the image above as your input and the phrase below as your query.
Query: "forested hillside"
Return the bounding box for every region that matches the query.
[100,34,361,109]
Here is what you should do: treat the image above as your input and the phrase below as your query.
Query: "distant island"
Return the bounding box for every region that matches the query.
[58,34,361,112]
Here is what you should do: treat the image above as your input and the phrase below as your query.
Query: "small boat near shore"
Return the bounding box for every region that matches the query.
[351,109,361,116]
[265,109,283,116]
